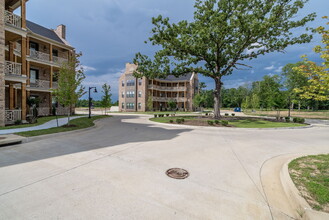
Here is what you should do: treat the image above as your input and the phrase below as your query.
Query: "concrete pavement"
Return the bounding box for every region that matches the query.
[0,114,328,219]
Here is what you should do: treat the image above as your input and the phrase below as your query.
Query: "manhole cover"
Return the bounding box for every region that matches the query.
[166,168,189,179]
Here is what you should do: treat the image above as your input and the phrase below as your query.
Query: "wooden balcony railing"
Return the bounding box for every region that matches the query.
[30,50,50,63]
[53,56,68,65]
[152,96,186,102]
[30,79,50,89]
[148,85,187,91]
[5,61,22,76]
[5,10,22,29]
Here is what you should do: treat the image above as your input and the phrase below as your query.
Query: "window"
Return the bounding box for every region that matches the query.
[126,91,135,98]
[122,92,124,98]
[122,102,125,109]
[138,79,142,86]
[30,42,39,51]
[52,49,58,57]
[126,103,135,109]
[138,103,141,109]
[138,91,142,98]
[126,80,135,86]
[122,81,125,87]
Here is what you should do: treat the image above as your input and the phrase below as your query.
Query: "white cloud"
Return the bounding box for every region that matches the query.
[264,65,275,70]
[274,66,283,73]
[81,65,97,72]
[223,79,252,89]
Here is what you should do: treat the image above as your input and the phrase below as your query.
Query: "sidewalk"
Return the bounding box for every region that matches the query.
[0,116,85,135]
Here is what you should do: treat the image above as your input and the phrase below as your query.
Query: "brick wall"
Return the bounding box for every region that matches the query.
[0,0,5,126]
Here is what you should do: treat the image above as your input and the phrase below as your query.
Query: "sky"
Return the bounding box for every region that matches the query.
[24,0,329,101]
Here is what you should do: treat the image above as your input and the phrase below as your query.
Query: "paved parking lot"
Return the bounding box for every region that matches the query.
[0,115,328,219]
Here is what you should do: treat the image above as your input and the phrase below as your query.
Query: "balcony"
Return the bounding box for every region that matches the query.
[29,79,50,90]
[5,61,22,76]
[29,50,50,63]
[5,42,22,54]
[148,85,187,91]
[5,10,22,29]
[152,96,186,102]
[53,56,68,65]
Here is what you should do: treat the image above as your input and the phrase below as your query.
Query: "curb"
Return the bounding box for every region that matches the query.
[22,117,109,143]
[280,157,329,220]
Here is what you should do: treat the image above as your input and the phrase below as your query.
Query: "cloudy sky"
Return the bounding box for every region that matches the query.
[25,0,328,101]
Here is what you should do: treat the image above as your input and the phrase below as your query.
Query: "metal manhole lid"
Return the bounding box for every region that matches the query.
[166,168,189,179]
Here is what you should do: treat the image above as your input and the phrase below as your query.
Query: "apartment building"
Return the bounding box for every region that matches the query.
[0,0,74,126]
[119,63,199,112]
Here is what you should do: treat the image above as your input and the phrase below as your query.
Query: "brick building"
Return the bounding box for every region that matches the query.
[119,63,199,112]
[0,0,74,126]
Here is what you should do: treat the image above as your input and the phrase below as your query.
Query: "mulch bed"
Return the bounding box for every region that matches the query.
[61,124,78,128]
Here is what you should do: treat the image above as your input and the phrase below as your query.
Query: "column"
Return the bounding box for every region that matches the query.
[21,37,27,76]
[50,66,53,88]
[0,0,5,127]
[49,44,53,62]
[21,0,26,29]
[49,93,52,115]
[9,41,14,62]
[9,84,14,109]
[26,61,30,85]
[184,82,187,111]
[21,83,27,121]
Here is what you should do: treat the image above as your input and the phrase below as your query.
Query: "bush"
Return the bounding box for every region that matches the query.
[176,118,183,124]
[154,114,158,118]
[225,113,229,116]
[293,117,305,124]
[205,113,208,116]
[169,120,174,123]
[181,118,185,123]
[214,120,220,124]
[166,114,170,117]
[207,120,214,125]
[285,117,290,122]
[231,113,235,116]
[159,114,165,117]
[171,114,176,117]
[221,120,229,126]
[14,120,22,125]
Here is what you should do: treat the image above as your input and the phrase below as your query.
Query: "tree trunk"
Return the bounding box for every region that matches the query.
[213,78,222,119]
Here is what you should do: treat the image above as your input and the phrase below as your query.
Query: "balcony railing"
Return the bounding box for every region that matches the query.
[5,10,22,29]
[52,81,58,89]
[148,85,187,91]
[5,110,22,124]
[30,79,50,89]
[30,50,50,63]
[15,43,21,54]
[53,56,68,65]
[152,96,186,102]
[5,61,22,76]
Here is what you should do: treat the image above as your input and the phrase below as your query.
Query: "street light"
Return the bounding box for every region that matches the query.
[89,87,98,118]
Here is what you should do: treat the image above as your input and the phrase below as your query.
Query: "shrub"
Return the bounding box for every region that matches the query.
[205,113,208,116]
[225,113,229,116]
[207,120,214,125]
[169,120,174,123]
[171,114,176,117]
[166,114,170,117]
[231,113,235,116]
[181,118,185,123]
[214,120,220,124]
[14,120,22,125]
[154,114,158,118]
[221,120,229,126]
[293,117,305,124]
[176,118,182,124]
[159,114,165,117]
[285,117,290,122]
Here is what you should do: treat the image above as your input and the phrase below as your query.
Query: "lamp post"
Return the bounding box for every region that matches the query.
[89,87,97,118]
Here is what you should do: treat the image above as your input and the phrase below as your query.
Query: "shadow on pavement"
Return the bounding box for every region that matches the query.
[0,115,192,168]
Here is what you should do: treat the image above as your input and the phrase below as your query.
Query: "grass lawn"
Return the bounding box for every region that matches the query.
[245,110,329,120]
[0,115,69,130]
[289,154,329,213]
[16,115,110,137]
[150,116,306,128]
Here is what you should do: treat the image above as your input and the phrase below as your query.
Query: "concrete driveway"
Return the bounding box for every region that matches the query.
[0,115,328,219]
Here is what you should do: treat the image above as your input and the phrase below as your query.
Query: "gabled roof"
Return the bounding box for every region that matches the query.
[26,20,65,44]
[156,73,193,82]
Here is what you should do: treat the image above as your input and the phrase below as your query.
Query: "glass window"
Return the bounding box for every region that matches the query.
[122,92,124,98]
[122,102,124,109]
[138,79,142,86]
[122,81,125,87]
[30,69,39,83]
[138,91,142,97]
[138,103,141,109]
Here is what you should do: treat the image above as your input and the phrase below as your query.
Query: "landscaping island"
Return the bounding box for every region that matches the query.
[150,115,307,128]
[289,154,329,213]
[17,115,110,137]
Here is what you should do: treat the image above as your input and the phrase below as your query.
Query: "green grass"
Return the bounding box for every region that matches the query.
[0,115,70,130]
[229,119,305,128]
[289,154,329,212]
[150,116,306,128]
[111,111,197,115]
[16,115,110,137]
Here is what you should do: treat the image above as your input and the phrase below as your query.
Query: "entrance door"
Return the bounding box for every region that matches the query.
[30,69,39,84]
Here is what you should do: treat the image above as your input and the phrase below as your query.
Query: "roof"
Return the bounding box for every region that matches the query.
[26,20,65,44]
[156,73,193,82]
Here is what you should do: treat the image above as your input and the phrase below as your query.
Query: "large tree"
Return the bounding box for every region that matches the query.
[133,0,315,118]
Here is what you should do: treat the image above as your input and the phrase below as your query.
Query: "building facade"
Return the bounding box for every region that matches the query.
[119,63,199,112]
[0,0,74,126]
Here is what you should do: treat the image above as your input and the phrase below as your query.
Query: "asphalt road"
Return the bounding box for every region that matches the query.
[0,115,328,219]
